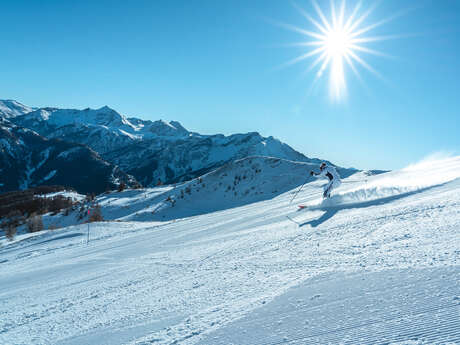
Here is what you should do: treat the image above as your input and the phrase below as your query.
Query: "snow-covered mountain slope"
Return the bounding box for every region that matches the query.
[1,156,459,345]
[38,156,357,227]
[0,118,138,194]
[7,100,340,186]
[0,99,34,118]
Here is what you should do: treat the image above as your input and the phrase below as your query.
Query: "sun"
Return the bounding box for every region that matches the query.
[325,29,351,57]
[321,26,354,100]
[279,0,400,102]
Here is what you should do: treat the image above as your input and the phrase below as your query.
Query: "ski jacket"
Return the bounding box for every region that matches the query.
[314,166,341,182]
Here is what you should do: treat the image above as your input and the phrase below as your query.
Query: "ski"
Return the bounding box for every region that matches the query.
[286,215,300,225]
[298,205,307,210]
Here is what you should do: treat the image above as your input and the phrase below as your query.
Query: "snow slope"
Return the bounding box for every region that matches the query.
[200,266,459,344]
[0,156,459,345]
[37,156,356,227]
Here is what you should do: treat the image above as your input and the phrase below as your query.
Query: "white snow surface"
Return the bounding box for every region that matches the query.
[36,190,85,202]
[41,169,57,182]
[0,156,459,345]
[57,147,83,160]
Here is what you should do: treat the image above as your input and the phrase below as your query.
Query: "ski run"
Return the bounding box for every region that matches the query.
[1,156,459,345]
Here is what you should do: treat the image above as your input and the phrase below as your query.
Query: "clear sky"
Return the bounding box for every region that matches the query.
[1,0,459,170]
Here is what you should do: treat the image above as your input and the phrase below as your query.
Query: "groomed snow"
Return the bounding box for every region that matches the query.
[0,156,459,345]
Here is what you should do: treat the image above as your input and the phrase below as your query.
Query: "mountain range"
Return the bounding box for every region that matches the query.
[0,99,353,194]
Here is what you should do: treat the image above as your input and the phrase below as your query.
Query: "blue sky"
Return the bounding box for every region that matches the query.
[1,0,459,170]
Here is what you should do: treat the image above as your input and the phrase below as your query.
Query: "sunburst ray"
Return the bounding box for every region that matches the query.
[280,0,402,102]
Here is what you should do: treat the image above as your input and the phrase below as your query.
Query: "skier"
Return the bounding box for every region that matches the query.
[310,162,341,198]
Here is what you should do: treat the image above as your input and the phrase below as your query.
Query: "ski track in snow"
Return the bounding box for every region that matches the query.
[199,266,460,345]
[0,158,460,345]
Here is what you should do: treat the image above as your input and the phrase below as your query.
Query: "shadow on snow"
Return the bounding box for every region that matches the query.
[300,183,446,228]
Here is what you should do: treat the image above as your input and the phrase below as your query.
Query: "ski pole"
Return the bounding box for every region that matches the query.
[290,178,309,203]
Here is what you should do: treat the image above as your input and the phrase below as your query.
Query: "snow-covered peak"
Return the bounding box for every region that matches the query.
[0,99,34,118]
[169,120,186,132]
[18,106,135,131]
[80,106,131,127]
[99,105,113,112]
[146,119,189,137]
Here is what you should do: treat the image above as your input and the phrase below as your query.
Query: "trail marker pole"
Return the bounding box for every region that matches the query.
[87,209,90,245]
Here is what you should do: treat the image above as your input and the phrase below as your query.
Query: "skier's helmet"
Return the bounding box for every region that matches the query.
[320,162,327,170]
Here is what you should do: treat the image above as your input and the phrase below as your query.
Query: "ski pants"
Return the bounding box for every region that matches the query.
[323,179,341,197]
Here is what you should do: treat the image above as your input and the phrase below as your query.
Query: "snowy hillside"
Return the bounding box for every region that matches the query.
[6,100,334,187]
[1,156,459,345]
[37,156,356,227]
